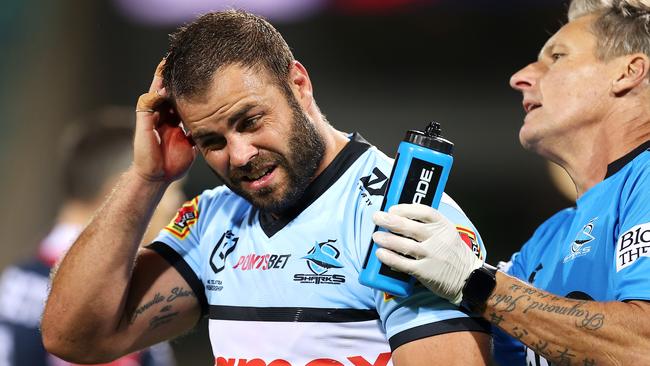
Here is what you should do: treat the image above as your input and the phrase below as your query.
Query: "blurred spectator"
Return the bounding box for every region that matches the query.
[0,107,181,366]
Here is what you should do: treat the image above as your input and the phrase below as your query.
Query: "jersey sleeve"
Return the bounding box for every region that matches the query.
[146,191,211,317]
[356,192,491,351]
[613,161,650,301]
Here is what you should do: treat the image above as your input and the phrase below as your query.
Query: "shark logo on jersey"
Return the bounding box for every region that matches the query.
[294,239,346,284]
[563,218,596,263]
[302,240,343,275]
[210,230,239,274]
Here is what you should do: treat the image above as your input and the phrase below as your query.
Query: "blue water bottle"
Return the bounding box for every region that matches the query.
[359,122,454,296]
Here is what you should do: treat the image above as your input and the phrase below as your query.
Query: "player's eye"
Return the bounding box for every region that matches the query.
[200,136,226,151]
[239,115,262,132]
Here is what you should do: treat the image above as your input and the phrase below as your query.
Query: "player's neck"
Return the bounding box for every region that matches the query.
[312,125,350,180]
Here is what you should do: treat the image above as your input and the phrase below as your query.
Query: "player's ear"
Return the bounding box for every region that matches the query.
[287,61,314,107]
[612,53,650,96]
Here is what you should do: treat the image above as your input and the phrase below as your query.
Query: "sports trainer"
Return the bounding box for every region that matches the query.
[370,0,650,365]
[41,10,491,365]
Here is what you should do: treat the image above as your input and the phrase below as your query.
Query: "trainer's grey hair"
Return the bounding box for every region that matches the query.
[568,0,650,61]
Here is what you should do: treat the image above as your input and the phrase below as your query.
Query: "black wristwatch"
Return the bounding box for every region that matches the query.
[460,263,497,312]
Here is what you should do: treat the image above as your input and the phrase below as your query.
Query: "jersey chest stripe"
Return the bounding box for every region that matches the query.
[209,305,379,323]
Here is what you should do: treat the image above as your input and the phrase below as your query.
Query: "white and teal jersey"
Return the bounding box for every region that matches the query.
[493,142,650,366]
[150,134,489,365]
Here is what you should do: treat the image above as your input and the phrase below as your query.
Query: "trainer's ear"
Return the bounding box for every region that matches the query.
[287,61,313,107]
[612,53,650,95]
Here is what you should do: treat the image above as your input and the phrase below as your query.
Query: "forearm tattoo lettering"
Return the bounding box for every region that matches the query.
[486,283,604,365]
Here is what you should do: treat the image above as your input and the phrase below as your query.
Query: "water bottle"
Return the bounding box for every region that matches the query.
[359,122,454,296]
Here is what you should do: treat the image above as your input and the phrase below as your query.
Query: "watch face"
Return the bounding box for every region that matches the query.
[462,265,497,309]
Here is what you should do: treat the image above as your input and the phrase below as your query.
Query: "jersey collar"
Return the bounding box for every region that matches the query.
[605,140,650,179]
[258,133,371,237]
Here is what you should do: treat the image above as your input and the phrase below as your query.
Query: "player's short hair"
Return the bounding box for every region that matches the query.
[162,9,295,101]
[569,0,650,61]
[60,107,134,202]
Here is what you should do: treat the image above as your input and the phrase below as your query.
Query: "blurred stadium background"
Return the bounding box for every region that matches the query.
[0,0,574,363]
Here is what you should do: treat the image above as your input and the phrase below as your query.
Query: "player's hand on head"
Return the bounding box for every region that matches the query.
[371,203,483,305]
[134,59,196,183]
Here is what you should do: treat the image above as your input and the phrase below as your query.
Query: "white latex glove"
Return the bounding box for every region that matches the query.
[372,203,483,305]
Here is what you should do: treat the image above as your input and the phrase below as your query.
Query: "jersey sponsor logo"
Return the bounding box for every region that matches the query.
[616,222,650,272]
[164,197,199,239]
[294,239,346,285]
[358,167,388,206]
[456,226,482,260]
[210,230,240,274]
[233,253,291,271]
[360,167,388,196]
[563,217,596,263]
[215,352,391,366]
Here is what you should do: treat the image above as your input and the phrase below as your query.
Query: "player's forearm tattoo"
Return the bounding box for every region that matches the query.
[129,287,195,324]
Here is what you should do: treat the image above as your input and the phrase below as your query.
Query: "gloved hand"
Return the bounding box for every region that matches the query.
[372,203,483,305]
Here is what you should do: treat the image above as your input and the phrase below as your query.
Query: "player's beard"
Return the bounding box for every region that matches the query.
[215,95,326,214]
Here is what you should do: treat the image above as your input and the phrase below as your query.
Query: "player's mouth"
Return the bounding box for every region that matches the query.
[240,165,278,190]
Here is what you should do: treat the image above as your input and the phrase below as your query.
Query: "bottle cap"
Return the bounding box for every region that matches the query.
[404,121,454,155]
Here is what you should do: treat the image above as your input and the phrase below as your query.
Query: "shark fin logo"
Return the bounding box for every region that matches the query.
[563,218,596,263]
[302,239,343,275]
[293,239,346,285]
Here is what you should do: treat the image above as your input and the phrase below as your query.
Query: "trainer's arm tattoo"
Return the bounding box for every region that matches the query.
[492,311,596,365]
[488,284,605,331]
[484,276,613,365]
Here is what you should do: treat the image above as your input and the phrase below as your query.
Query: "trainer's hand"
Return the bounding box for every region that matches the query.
[134,59,196,183]
[372,204,483,305]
